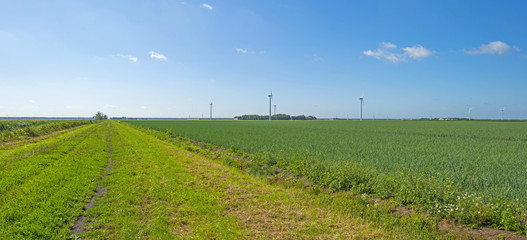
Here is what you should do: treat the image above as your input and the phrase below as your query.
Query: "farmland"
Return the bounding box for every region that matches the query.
[3,120,461,239]
[127,120,527,232]
[2,119,526,239]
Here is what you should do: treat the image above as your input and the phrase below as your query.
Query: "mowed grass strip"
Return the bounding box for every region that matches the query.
[0,122,110,239]
[81,122,387,239]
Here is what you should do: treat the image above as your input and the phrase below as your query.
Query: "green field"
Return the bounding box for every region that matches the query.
[3,120,455,239]
[2,119,526,239]
[126,120,527,231]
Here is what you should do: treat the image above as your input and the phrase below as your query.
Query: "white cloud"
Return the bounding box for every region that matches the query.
[140,106,148,109]
[201,3,213,10]
[464,41,520,55]
[380,42,397,49]
[363,42,434,63]
[28,99,35,104]
[403,45,434,59]
[362,48,403,63]
[235,48,256,54]
[112,54,138,62]
[150,51,167,61]
[235,48,248,54]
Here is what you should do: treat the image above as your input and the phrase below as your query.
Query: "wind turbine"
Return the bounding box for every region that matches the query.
[268,90,273,121]
[274,105,277,116]
[209,102,213,120]
[468,107,472,120]
[500,108,505,120]
[359,96,364,121]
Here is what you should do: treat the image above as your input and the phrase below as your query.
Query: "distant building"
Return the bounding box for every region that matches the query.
[234,116,242,120]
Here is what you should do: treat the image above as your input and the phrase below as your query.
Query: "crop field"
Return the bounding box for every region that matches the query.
[2,119,526,239]
[4,120,463,239]
[127,120,527,232]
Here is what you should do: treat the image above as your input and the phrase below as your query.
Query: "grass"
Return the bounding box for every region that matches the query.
[82,122,393,239]
[125,120,527,233]
[4,120,524,238]
[0,120,92,143]
[0,123,108,239]
[0,121,454,239]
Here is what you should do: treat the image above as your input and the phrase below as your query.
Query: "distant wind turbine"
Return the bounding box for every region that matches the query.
[209,102,213,120]
[359,96,364,121]
[500,108,505,120]
[268,90,273,121]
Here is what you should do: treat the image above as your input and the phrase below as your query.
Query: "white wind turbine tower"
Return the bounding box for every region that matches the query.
[468,107,472,120]
[209,102,213,120]
[500,108,505,120]
[359,96,364,121]
[268,90,273,121]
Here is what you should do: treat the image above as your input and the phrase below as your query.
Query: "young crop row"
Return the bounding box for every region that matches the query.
[126,120,527,233]
[0,120,92,143]
[0,123,109,239]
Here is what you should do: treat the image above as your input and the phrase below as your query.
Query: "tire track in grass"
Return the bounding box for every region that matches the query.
[71,128,113,234]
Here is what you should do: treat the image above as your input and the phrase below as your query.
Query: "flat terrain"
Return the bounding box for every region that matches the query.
[2,120,526,239]
[0,121,434,239]
[127,120,527,233]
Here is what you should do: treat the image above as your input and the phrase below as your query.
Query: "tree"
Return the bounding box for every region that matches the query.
[93,112,108,120]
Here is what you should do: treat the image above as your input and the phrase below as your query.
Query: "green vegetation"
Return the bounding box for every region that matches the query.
[3,119,525,238]
[81,122,399,239]
[126,120,527,233]
[0,120,91,143]
[0,123,107,238]
[0,121,455,239]
[93,112,108,120]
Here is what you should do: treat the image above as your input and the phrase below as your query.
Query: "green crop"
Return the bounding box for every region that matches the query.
[126,120,527,232]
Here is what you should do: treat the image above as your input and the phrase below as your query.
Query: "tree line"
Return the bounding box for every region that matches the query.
[240,114,316,120]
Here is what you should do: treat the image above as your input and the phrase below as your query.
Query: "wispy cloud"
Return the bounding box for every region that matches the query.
[312,54,324,62]
[380,42,397,49]
[112,54,138,62]
[28,99,35,104]
[363,42,434,63]
[201,3,213,10]
[150,51,167,61]
[463,41,520,55]
[235,48,257,54]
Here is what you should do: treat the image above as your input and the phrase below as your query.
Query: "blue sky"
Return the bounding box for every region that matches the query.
[1,0,526,119]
